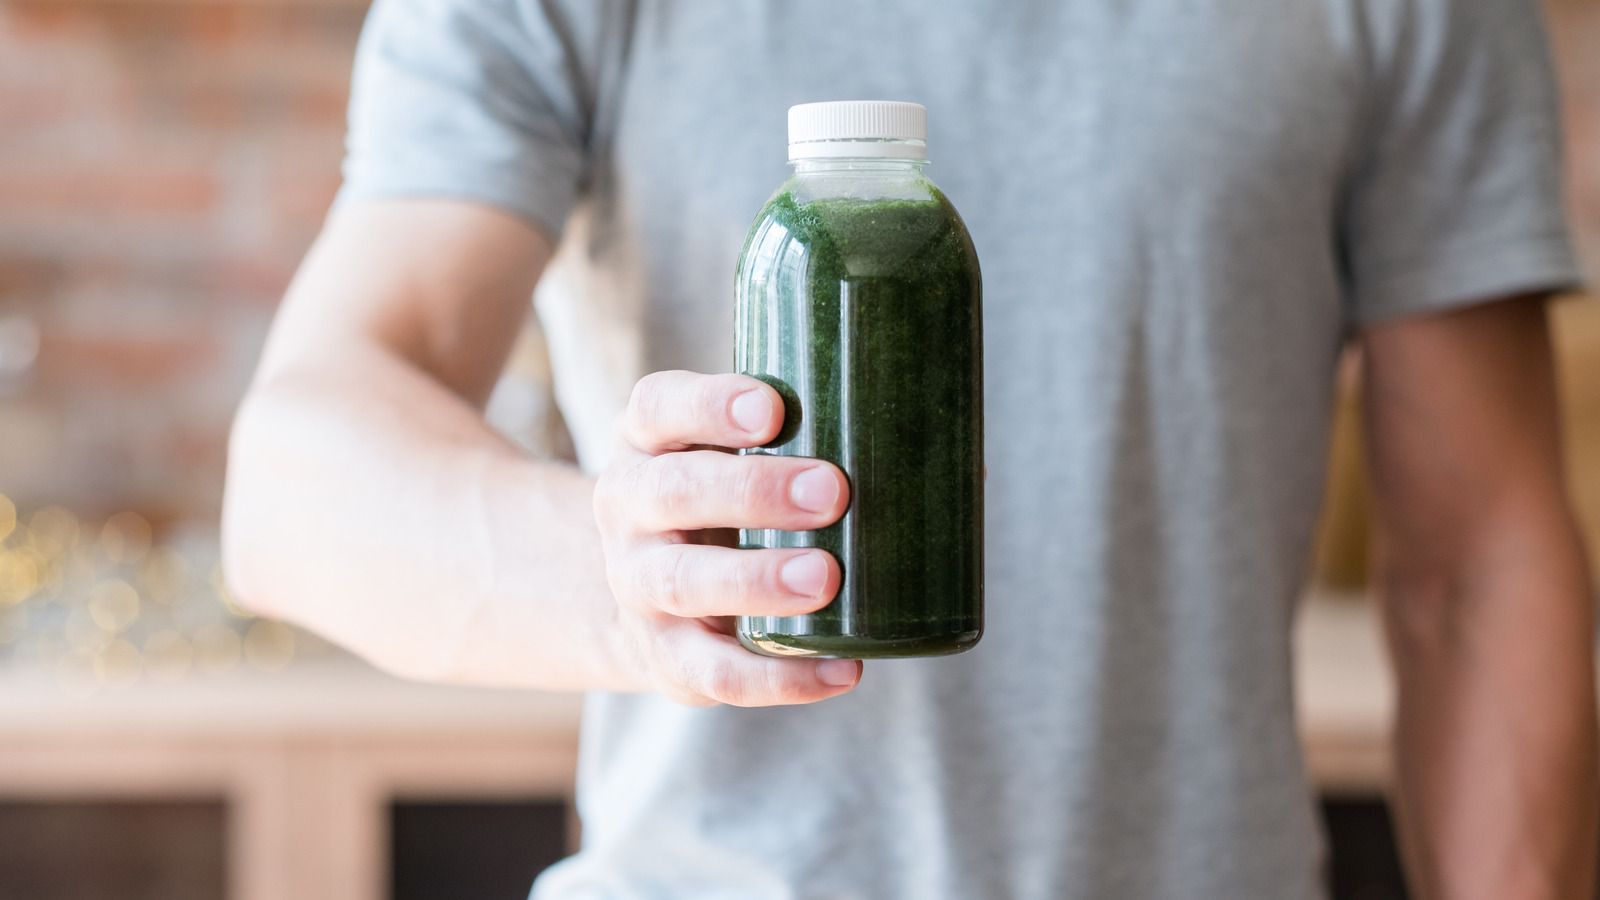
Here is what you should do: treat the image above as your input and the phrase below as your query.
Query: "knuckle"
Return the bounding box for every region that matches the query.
[614,459,648,504]
[616,459,667,527]
[726,460,772,514]
[631,625,688,698]
[731,554,768,602]
[634,549,682,616]
[660,550,695,616]
[665,650,710,701]
[646,647,703,706]
[625,373,664,430]
[597,462,651,532]
[651,457,696,520]
[697,375,731,426]
[766,663,812,705]
[732,554,761,602]
[704,657,746,706]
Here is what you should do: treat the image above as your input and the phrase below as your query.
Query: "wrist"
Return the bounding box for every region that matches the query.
[498,455,650,693]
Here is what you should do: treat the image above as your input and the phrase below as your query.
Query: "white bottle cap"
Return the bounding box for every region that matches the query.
[787,100,927,161]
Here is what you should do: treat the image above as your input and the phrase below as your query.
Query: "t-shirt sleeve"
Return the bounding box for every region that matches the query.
[1339,0,1583,325]
[336,0,608,239]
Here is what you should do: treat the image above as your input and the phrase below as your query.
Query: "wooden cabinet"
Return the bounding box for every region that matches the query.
[0,664,580,900]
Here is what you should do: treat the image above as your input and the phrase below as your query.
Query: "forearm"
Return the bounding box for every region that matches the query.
[1382,516,1598,899]
[223,341,638,692]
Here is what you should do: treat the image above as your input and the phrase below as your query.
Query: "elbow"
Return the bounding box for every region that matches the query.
[219,386,461,685]
[1375,500,1593,656]
[1374,561,1463,655]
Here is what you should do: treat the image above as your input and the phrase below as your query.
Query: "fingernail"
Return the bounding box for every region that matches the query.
[816,659,859,687]
[730,389,771,436]
[789,467,840,513]
[779,553,829,597]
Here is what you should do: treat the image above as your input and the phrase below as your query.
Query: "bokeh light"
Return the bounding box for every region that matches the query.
[87,578,141,633]
[138,547,191,606]
[0,502,324,695]
[100,511,153,565]
[26,506,79,559]
[0,548,41,605]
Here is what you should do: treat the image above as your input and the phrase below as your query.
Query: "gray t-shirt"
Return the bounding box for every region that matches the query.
[340,2,1580,897]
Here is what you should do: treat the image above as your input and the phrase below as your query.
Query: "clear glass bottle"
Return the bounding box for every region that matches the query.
[734,101,983,658]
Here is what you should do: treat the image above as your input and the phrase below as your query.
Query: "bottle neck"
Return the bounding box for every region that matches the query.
[790,157,929,175]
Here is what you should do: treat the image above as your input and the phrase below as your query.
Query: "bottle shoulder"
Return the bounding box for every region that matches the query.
[749,171,970,243]
[738,177,978,284]
[777,168,943,206]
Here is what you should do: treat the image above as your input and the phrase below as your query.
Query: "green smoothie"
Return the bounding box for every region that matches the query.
[735,184,984,658]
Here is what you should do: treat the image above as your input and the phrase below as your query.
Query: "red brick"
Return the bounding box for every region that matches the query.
[186,7,242,49]
[3,5,92,40]
[35,331,220,389]
[0,0,364,521]
[0,255,64,295]
[0,166,219,219]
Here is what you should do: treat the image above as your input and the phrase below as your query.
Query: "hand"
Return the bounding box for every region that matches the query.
[593,370,859,707]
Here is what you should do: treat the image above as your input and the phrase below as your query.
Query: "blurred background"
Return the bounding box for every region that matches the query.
[0,2,1596,899]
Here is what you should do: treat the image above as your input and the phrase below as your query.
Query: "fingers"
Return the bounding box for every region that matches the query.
[653,619,862,707]
[596,369,863,709]
[625,545,839,619]
[621,370,783,453]
[602,450,848,534]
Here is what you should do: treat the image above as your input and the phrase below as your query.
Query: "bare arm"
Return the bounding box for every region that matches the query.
[224,199,624,688]
[1361,296,1598,899]
[224,199,859,703]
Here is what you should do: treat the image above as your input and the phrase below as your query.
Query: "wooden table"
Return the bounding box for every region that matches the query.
[0,661,582,900]
[1294,591,1396,793]
[0,592,1402,899]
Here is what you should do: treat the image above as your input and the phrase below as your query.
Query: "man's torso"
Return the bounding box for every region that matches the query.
[529,3,1359,897]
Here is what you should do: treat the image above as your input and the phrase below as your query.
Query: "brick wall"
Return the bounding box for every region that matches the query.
[0,0,1596,536]
[0,1,364,523]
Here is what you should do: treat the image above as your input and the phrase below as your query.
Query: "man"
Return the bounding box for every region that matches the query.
[221,0,1598,896]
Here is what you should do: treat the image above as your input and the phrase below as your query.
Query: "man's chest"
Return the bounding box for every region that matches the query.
[576,0,1364,373]
[607,0,1364,241]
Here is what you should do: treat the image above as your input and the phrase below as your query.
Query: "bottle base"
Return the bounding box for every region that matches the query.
[737,628,981,660]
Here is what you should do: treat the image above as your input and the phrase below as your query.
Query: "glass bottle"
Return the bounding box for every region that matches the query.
[734,101,983,658]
